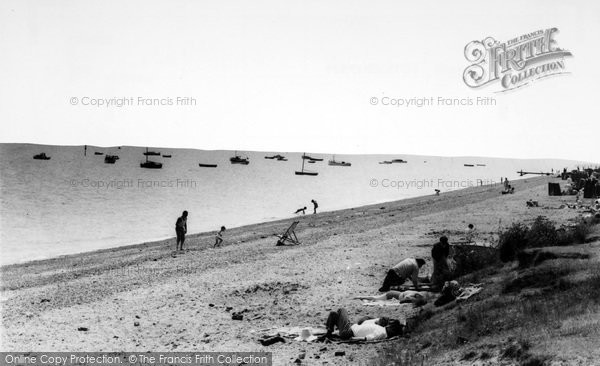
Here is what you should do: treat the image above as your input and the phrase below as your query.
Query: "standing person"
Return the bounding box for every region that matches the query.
[504,177,510,190]
[379,258,426,292]
[214,226,226,248]
[431,236,452,289]
[311,199,318,214]
[175,210,188,251]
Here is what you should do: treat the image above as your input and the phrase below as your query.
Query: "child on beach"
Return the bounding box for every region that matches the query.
[465,224,476,243]
[294,207,307,215]
[214,226,226,248]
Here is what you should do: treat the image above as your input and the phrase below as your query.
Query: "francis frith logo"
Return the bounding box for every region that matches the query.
[463,28,572,92]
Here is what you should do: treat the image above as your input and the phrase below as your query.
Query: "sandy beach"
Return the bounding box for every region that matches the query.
[0,177,589,365]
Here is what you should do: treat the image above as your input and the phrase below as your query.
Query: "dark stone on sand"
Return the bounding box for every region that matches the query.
[231,313,243,321]
[298,353,305,360]
[319,347,327,352]
[226,306,233,312]
[135,315,140,319]
[334,351,345,356]
[208,303,215,307]
[40,299,50,303]
[260,336,285,346]
[134,322,140,326]
[315,355,320,359]
[77,327,88,331]
[293,359,301,364]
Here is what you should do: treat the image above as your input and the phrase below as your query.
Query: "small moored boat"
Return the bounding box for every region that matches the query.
[141,148,162,169]
[302,154,323,161]
[33,153,51,160]
[230,152,249,165]
[328,155,351,167]
[199,163,218,168]
[104,155,119,164]
[295,154,318,176]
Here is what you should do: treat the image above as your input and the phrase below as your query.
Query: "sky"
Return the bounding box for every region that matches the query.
[0,0,598,162]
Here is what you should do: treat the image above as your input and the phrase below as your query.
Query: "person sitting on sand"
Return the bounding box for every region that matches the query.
[311,199,318,214]
[379,258,426,292]
[431,236,453,290]
[294,207,307,215]
[324,308,403,341]
[465,224,476,243]
[175,210,188,251]
[501,185,515,195]
[214,226,226,248]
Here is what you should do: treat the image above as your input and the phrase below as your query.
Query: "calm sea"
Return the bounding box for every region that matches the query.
[0,143,579,265]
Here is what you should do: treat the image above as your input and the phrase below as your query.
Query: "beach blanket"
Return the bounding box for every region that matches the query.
[359,291,437,307]
[456,284,483,302]
[328,335,402,344]
[360,299,410,307]
[260,326,327,340]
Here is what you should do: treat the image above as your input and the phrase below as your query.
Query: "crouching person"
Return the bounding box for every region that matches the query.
[379,258,426,292]
[324,308,403,341]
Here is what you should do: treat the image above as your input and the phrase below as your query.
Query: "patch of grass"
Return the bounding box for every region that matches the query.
[453,245,500,277]
[526,216,558,248]
[557,220,593,245]
[499,223,529,262]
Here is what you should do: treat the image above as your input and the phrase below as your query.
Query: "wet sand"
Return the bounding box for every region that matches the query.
[0,177,584,365]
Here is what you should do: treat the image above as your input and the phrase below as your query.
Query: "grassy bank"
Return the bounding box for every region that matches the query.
[374,215,600,365]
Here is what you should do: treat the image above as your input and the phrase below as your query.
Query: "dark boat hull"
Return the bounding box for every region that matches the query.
[329,161,351,166]
[140,162,162,169]
[295,171,318,176]
[199,164,218,168]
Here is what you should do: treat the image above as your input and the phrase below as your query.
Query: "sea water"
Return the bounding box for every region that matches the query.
[0,143,581,265]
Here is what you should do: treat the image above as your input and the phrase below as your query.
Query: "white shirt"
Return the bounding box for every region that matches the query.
[350,319,387,341]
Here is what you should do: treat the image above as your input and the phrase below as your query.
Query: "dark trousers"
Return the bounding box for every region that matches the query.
[176,228,185,250]
[325,308,354,340]
[379,270,405,292]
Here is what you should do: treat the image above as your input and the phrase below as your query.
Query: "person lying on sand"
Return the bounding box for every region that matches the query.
[354,290,437,304]
[324,308,403,341]
[379,258,426,292]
